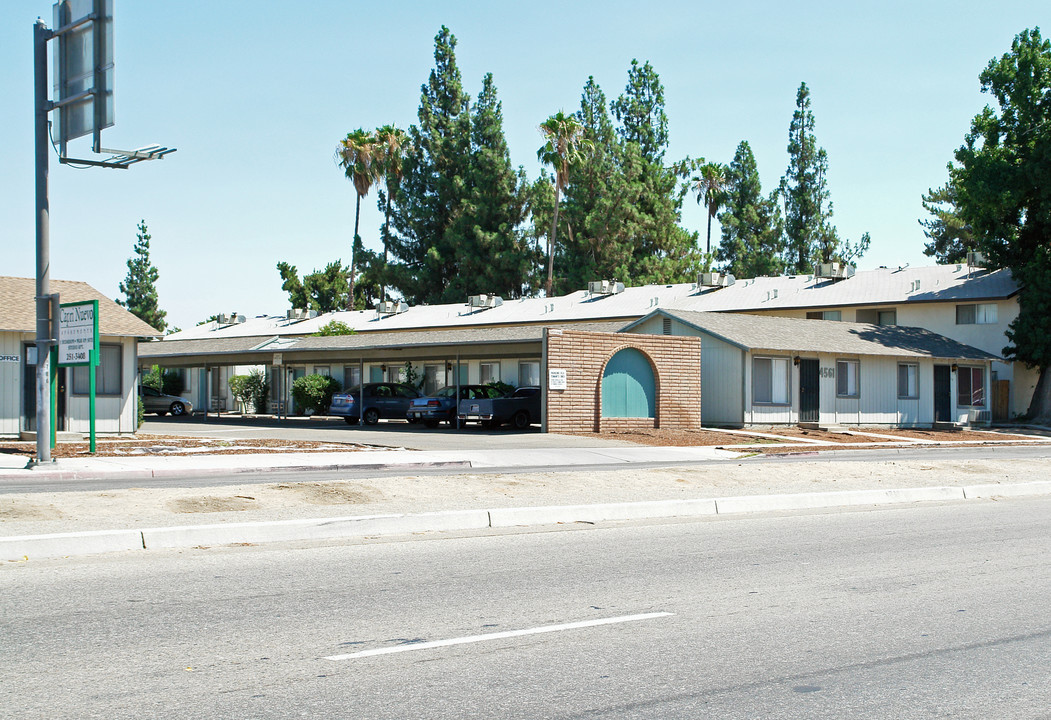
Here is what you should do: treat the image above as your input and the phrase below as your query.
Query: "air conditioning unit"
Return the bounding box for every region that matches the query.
[968,409,992,425]
[467,294,503,309]
[374,300,409,317]
[587,280,625,295]
[697,272,736,288]
[967,251,986,267]
[815,263,856,280]
[285,308,317,321]
[218,313,246,325]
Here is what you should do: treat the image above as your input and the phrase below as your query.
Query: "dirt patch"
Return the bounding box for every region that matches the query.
[269,481,380,505]
[0,501,67,521]
[167,496,259,514]
[0,436,385,459]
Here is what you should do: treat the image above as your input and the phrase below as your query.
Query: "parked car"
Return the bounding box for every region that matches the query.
[329,383,421,425]
[139,386,192,417]
[458,386,542,429]
[407,385,504,427]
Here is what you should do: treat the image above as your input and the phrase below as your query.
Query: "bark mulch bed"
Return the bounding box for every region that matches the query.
[0,436,383,459]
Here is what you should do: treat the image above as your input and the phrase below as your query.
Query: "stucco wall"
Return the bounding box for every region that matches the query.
[544,329,701,433]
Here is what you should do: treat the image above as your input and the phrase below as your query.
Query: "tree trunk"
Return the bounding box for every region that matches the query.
[349,194,361,310]
[546,185,561,298]
[1025,365,1051,424]
[706,211,713,254]
[381,192,391,302]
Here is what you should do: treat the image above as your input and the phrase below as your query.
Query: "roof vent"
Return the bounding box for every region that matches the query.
[467,294,503,309]
[374,300,409,318]
[218,313,246,325]
[697,272,736,288]
[814,262,856,280]
[587,280,625,295]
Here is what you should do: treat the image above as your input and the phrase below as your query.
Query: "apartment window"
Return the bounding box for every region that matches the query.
[73,344,121,396]
[518,361,540,387]
[836,360,860,398]
[878,310,897,326]
[343,365,361,389]
[480,362,501,385]
[752,357,790,405]
[956,303,998,325]
[897,363,918,399]
[423,364,442,395]
[806,310,842,321]
[958,366,985,407]
[313,366,330,377]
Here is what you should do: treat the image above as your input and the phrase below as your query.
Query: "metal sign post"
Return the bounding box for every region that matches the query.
[31,3,175,465]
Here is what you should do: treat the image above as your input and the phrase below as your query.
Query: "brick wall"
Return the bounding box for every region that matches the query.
[545,329,701,433]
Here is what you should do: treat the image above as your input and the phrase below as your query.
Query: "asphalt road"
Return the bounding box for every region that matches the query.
[3,497,1049,718]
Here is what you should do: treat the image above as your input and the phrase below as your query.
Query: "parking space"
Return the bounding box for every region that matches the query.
[140,416,635,451]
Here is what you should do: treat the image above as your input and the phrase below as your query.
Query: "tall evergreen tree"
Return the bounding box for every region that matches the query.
[117,220,167,332]
[781,82,870,272]
[919,183,974,263]
[389,26,474,304]
[610,60,702,284]
[716,141,785,278]
[276,261,349,313]
[465,74,536,299]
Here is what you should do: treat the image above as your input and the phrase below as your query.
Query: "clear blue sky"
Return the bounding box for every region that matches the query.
[1,1,1045,331]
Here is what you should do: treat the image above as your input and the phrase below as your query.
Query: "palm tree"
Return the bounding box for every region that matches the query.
[692,162,729,254]
[537,111,588,298]
[373,124,410,301]
[337,128,380,308]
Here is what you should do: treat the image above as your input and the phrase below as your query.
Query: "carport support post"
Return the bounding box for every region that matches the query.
[455,352,461,429]
[358,359,363,425]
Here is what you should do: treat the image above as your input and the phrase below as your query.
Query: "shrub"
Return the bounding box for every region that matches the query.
[142,365,162,392]
[137,396,144,428]
[291,374,342,415]
[485,380,515,397]
[161,369,185,396]
[229,374,253,413]
[245,368,270,414]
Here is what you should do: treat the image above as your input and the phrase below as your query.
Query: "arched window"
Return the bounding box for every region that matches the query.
[602,348,656,418]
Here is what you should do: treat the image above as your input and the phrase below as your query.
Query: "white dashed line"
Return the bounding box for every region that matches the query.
[325,611,674,660]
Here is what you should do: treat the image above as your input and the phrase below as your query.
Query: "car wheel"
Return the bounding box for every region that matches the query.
[363,408,380,426]
[511,411,530,430]
[424,419,440,428]
[407,417,420,424]
[343,416,358,425]
[170,402,186,417]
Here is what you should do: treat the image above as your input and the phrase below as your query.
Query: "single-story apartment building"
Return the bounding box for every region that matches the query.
[0,276,161,438]
[624,309,999,427]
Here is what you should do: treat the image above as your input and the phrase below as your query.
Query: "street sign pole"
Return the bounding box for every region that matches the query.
[34,19,52,465]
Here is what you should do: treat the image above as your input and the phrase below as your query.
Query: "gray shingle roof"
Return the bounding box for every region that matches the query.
[0,276,162,337]
[637,309,999,361]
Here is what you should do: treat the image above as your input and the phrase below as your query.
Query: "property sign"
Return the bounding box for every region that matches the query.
[548,368,567,391]
[58,300,99,366]
[273,353,283,367]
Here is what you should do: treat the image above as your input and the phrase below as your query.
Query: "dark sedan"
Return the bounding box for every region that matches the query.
[406,385,504,427]
[329,383,421,425]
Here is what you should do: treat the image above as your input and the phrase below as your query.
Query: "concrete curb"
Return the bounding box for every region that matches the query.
[4,481,1050,562]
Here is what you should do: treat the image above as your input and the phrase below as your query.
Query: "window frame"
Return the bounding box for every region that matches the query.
[72,343,122,396]
[480,361,501,385]
[836,359,860,399]
[956,303,998,325]
[957,365,986,407]
[752,356,791,406]
[897,362,919,399]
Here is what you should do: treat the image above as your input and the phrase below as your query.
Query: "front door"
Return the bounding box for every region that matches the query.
[934,365,952,422]
[54,366,67,431]
[799,358,820,423]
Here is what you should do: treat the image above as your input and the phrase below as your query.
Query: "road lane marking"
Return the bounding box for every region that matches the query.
[324,611,674,660]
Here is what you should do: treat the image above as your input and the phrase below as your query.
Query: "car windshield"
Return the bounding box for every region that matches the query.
[434,387,458,398]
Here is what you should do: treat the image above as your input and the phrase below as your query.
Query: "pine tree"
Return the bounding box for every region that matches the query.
[117,220,167,332]
[464,74,536,299]
[389,26,474,304]
[716,141,785,278]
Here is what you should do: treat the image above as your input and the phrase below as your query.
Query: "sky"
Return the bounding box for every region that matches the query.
[1,1,1046,332]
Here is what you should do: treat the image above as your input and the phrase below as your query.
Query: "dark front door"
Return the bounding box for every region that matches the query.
[934,364,952,422]
[55,367,67,431]
[799,358,820,423]
[23,346,36,432]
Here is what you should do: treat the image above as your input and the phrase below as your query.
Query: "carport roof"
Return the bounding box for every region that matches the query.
[139,321,628,361]
[627,309,1000,361]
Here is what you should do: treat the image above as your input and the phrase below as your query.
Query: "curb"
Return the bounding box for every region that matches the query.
[4,481,1051,562]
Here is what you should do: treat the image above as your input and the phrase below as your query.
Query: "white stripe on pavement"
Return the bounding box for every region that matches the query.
[324,611,674,660]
